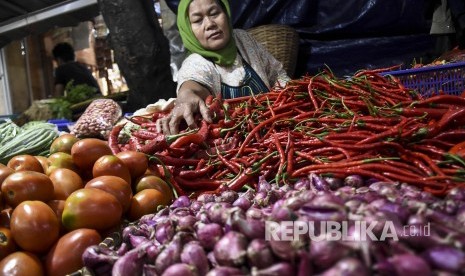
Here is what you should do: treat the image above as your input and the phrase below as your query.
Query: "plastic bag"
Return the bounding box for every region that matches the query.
[71,99,122,139]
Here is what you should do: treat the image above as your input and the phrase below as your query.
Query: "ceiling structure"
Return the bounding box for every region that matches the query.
[0,0,100,48]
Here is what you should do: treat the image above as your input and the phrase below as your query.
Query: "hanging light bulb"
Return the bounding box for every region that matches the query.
[20,39,26,56]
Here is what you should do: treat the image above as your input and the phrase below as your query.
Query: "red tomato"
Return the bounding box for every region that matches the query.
[47,199,66,234]
[71,138,112,171]
[46,152,79,176]
[7,154,44,173]
[92,155,132,185]
[62,188,123,231]
[0,208,12,229]
[0,166,14,184]
[0,227,16,260]
[128,188,170,221]
[45,228,101,276]
[49,133,80,155]
[134,174,174,202]
[10,201,60,253]
[115,151,149,181]
[0,251,44,276]
[1,171,55,207]
[48,168,84,200]
[34,156,49,174]
[85,175,133,213]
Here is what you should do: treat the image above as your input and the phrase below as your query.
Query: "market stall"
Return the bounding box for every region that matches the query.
[0,61,465,275]
[1,0,465,275]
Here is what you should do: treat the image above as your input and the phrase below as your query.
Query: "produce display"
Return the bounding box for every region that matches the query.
[71,99,123,139]
[0,134,172,275]
[111,68,465,197]
[0,121,59,164]
[0,67,465,275]
[81,177,465,275]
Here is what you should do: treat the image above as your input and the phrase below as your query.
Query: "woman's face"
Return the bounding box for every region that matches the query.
[188,0,231,51]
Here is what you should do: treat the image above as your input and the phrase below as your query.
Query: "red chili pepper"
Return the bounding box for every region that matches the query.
[167,147,189,158]
[108,123,125,154]
[227,168,255,191]
[147,161,185,197]
[355,117,409,145]
[414,94,465,107]
[397,107,449,119]
[128,136,144,152]
[410,151,445,176]
[169,120,209,149]
[273,135,286,179]
[128,115,151,125]
[383,159,425,176]
[216,148,240,174]
[141,122,159,128]
[174,176,224,191]
[434,129,465,143]
[381,172,447,196]
[131,129,161,140]
[290,156,398,178]
[151,154,200,167]
[428,108,465,138]
[140,135,169,154]
[178,164,214,178]
[237,111,293,156]
[286,139,295,176]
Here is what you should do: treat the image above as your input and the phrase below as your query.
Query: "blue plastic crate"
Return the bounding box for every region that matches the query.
[381,61,465,97]
[47,119,71,132]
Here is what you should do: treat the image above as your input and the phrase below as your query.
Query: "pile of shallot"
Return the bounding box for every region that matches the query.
[82,174,465,275]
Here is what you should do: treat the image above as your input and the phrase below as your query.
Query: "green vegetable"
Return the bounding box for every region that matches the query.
[48,81,99,120]
[0,122,59,164]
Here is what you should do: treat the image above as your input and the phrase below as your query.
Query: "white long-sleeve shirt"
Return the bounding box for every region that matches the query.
[176,29,290,96]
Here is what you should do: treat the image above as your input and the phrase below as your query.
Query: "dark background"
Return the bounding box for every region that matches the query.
[166,0,435,77]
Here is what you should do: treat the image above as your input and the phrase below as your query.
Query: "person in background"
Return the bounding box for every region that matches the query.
[52,42,101,97]
[426,0,465,58]
[157,0,290,135]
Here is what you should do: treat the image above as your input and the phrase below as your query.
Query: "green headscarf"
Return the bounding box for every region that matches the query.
[177,0,237,66]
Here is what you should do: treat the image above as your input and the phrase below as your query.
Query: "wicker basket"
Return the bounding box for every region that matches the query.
[247,24,300,78]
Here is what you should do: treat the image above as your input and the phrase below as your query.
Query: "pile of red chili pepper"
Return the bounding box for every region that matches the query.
[109,67,465,198]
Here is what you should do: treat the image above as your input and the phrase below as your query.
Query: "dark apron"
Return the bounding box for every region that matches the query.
[220,56,269,99]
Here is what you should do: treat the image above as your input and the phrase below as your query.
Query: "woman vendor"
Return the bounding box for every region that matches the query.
[157,0,290,135]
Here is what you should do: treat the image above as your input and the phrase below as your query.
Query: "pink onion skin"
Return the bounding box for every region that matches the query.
[233,196,252,210]
[344,174,364,188]
[206,266,246,276]
[213,231,248,267]
[171,195,191,209]
[422,246,465,273]
[297,250,312,276]
[196,223,224,250]
[310,240,351,270]
[376,254,432,276]
[82,245,119,273]
[309,173,330,192]
[161,263,196,276]
[181,242,209,275]
[320,257,369,276]
[155,234,182,274]
[446,186,465,202]
[112,242,151,276]
[247,239,276,269]
[251,262,295,276]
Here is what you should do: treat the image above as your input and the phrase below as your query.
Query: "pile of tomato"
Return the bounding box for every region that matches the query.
[0,133,174,275]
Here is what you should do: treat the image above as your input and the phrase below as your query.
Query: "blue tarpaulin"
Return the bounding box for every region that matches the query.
[166,0,435,77]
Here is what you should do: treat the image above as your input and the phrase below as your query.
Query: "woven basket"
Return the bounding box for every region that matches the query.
[247,24,299,77]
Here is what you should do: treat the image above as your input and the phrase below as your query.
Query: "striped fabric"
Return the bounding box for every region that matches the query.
[220,57,269,99]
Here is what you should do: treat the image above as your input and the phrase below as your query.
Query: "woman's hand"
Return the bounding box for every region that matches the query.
[156,81,213,135]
